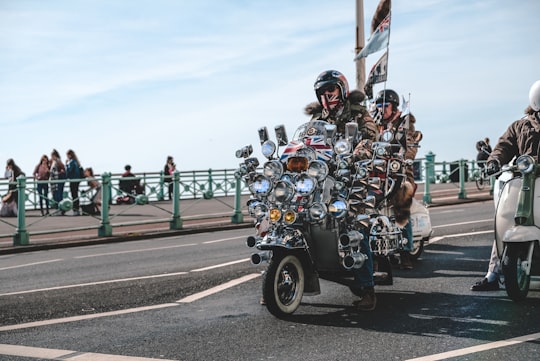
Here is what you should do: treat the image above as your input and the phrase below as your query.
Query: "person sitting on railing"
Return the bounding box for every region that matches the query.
[118,165,144,204]
[1,159,24,217]
[81,167,101,215]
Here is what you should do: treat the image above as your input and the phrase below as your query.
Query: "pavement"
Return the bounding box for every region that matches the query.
[0,182,492,255]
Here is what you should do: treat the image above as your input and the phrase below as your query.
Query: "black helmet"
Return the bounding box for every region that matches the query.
[314,70,349,106]
[375,89,399,107]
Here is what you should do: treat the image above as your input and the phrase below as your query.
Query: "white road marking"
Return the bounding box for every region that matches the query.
[406,332,540,361]
[0,273,260,332]
[191,258,250,272]
[177,273,260,303]
[0,259,63,271]
[0,271,189,297]
[432,219,492,229]
[203,235,246,244]
[428,230,492,244]
[0,343,178,360]
[74,243,198,258]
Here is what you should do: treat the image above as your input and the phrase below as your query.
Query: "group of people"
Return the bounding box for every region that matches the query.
[1,149,100,217]
[1,153,177,217]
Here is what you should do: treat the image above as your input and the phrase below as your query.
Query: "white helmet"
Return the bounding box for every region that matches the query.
[529,80,540,111]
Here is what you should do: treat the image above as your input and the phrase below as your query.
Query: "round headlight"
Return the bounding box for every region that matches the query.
[328,198,348,219]
[263,160,283,180]
[334,139,352,155]
[283,210,297,224]
[307,160,329,182]
[517,155,535,174]
[261,140,276,159]
[356,166,368,179]
[269,208,281,222]
[309,202,327,221]
[274,179,295,203]
[296,174,316,196]
[248,174,272,197]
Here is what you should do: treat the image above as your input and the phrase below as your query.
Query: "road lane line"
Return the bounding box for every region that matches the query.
[202,235,246,244]
[191,258,250,272]
[0,273,261,332]
[432,219,492,229]
[0,271,189,297]
[0,303,179,332]
[177,273,260,303]
[74,243,198,258]
[406,331,540,361]
[0,259,63,271]
[428,230,492,244]
[0,343,178,360]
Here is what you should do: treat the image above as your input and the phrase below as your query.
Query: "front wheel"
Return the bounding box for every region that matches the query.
[263,254,304,318]
[502,243,531,301]
[409,238,425,261]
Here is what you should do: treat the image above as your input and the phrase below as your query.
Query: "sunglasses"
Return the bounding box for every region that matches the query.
[376,102,391,108]
[320,84,338,93]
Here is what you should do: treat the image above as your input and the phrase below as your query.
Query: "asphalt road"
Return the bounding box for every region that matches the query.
[0,200,539,361]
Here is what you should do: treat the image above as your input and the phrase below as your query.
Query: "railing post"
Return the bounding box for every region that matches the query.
[203,169,214,199]
[458,159,467,199]
[158,171,165,201]
[170,170,183,230]
[425,151,436,184]
[13,175,29,246]
[231,172,244,223]
[98,172,112,237]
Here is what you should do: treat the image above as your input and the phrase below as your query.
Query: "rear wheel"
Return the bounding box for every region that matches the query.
[475,174,485,190]
[502,243,531,301]
[263,254,304,318]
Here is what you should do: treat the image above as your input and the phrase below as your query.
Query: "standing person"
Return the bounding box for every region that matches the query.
[33,155,51,215]
[66,149,83,216]
[49,149,66,213]
[471,80,540,291]
[357,89,423,271]
[306,70,378,311]
[164,156,176,200]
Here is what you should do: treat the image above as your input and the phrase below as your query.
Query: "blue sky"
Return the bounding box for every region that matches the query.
[1,0,539,175]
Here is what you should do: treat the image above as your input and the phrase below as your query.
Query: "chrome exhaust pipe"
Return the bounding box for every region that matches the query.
[342,252,368,270]
[251,251,271,265]
[246,235,258,248]
[339,230,364,248]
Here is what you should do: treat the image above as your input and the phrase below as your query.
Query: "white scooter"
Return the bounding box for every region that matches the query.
[494,155,540,301]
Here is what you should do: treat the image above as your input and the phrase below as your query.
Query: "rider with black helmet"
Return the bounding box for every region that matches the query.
[305,70,377,141]
[359,88,423,271]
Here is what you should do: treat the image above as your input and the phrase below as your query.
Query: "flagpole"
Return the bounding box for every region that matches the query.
[355,0,365,90]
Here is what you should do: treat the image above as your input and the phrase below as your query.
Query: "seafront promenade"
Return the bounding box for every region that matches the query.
[0,182,492,255]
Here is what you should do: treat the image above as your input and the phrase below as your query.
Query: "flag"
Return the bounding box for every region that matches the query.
[355,13,390,60]
[364,51,388,98]
[371,0,391,34]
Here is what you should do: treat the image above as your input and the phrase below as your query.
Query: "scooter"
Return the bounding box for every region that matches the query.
[494,155,540,301]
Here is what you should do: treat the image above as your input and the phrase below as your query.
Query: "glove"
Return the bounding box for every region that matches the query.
[486,159,500,175]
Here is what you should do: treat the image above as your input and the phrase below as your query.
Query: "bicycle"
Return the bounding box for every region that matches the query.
[475,166,490,190]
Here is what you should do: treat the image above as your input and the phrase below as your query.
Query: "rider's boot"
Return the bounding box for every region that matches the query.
[353,287,377,311]
[399,251,413,270]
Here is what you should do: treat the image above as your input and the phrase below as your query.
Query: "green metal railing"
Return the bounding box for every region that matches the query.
[1,159,493,246]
